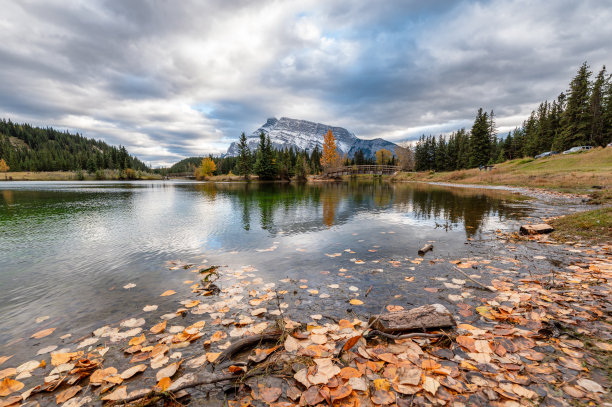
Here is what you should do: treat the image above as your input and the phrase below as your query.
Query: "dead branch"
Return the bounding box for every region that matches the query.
[214,331,283,364]
[453,266,496,292]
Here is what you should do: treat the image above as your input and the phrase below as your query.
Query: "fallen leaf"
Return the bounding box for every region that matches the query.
[161,290,176,297]
[339,367,362,379]
[0,378,23,397]
[129,334,146,346]
[0,369,15,380]
[156,377,172,391]
[150,320,167,334]
[349,299,363,305]
[343,335,362,352]
[143,305,158,312]
[0,356,12,367]
[260,386,282,403]
[101,385,127,401]
[206,353,221,363]
[120,364,147,380]
[30,327,55,339]
[156,360,181,381]
[56,385,82,404]
[386,305,404,312]
[422,376,440,395]
[576,378,605,393]
[371,389,395,405]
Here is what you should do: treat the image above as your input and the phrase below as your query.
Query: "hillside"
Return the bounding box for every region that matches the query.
[225,117,397,159]
[0,119,149,172]
[392,147,612,196]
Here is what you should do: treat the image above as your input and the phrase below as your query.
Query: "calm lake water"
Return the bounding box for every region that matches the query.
[0,180,530,362]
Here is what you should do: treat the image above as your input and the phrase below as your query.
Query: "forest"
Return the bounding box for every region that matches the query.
[414,62,612,171]
[0,119,149,173]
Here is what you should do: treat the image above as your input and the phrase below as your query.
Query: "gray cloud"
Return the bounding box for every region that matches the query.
[0,0,610,166]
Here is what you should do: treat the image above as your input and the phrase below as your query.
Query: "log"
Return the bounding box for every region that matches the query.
[214,331,283,364]
[418,244,434,255]
[520,223,554,235]
[368,304,456,333]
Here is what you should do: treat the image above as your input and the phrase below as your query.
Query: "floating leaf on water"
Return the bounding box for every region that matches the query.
[123,283,136,289]
[35,316,50,323]
[161,290,176,297]
[143,305,158,312]
[349,299,363,305]
[150,320,167,334]
[31,327,55,339]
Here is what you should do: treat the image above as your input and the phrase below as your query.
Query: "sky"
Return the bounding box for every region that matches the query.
[0,0,610,167]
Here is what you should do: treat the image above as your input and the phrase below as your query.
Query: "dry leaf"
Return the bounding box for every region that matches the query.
[161,290,176,296]
[349,299,363,305]
[0,378,24,397]
[129,334,146,346]
[56,385,82,404]
[101,385,127,401]
[156,377,172,391]
[155,360,181,381]
[371,389,395,405]
[30,327,55,339]
[120,364,147,380]
[422,376,440,395]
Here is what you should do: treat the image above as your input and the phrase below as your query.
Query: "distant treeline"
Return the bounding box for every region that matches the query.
[0,119,149,172]
[414,62,612,171]
[168,140,393,178]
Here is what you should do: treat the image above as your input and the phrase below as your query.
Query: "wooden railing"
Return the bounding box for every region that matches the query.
[323,165,401,178]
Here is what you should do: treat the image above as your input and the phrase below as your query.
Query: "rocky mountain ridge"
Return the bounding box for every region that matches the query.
[225,117,397,159]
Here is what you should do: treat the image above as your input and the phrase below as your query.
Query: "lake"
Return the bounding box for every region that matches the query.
[0,180,530,364]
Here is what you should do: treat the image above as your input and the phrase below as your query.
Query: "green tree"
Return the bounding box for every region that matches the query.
[469,108,491,167]
[253,133,278,180]
[236,132,252,179]
[554,62,592,150]
[589,66,606,146]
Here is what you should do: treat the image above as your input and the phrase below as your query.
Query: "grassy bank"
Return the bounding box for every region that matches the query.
[1,170,162,181]
[550,207,612,245]
[391,147,612,197]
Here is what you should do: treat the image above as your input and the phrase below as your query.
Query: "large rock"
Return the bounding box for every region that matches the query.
[519,224,554,235]
[224,117,398,159]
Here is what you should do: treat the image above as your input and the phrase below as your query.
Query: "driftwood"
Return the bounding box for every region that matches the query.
[520,223,554,235]
[214,330,283,364]
[418,244,434,255]
[113,373,236,404]
[368,304,456,333]
[365,330,444,340]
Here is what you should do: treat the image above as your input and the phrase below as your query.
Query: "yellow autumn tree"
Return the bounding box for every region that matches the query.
[195,157,216,180]
[320,130,340,171]
[375,149,392,165]
[0,159,9,173]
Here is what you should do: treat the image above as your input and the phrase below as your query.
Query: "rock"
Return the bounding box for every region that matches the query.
[224,117,398,159]
[519,224,554,235]
[369,304,456,333]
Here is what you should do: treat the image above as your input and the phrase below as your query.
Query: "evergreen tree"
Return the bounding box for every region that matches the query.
[602,69,612,144]
[469,108,491,167]
[554,62,592,150]
[253,133,278,180]
[589,66,606,146]
[236,132,252,179]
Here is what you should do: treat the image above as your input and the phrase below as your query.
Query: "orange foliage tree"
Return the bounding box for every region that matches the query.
[320,130,340,171]
[195,157,216,180]
[0,159,9,173]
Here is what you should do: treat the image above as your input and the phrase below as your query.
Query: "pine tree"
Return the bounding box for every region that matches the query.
[602,70,612,145]
[469,108,491,168]
[236,132,252,179]
[254,133,278,180]
[554,62,592,150]
[589,66,606,146]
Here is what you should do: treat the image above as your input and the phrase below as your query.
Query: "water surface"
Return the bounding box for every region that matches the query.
[0,180,530,361]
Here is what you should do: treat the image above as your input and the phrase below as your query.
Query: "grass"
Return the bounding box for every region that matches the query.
[1,170,162,181]
[550,207,612,245]
[391,147,612,199]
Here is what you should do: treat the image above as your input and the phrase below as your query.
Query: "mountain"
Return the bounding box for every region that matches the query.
[225,117,397,159]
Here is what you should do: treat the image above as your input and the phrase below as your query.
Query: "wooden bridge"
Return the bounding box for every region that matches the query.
[322,165,401,178]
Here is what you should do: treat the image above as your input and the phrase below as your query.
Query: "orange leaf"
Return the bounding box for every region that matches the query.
[339,367,362,379]
[150,321,167,334]
[156,377,172,391]
[129,334,146,346]
[160,290,176,297]
[0,377,24,397]
[343,335,362,352]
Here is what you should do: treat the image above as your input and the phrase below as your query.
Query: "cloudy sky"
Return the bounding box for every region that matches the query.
[1,1,610,166]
